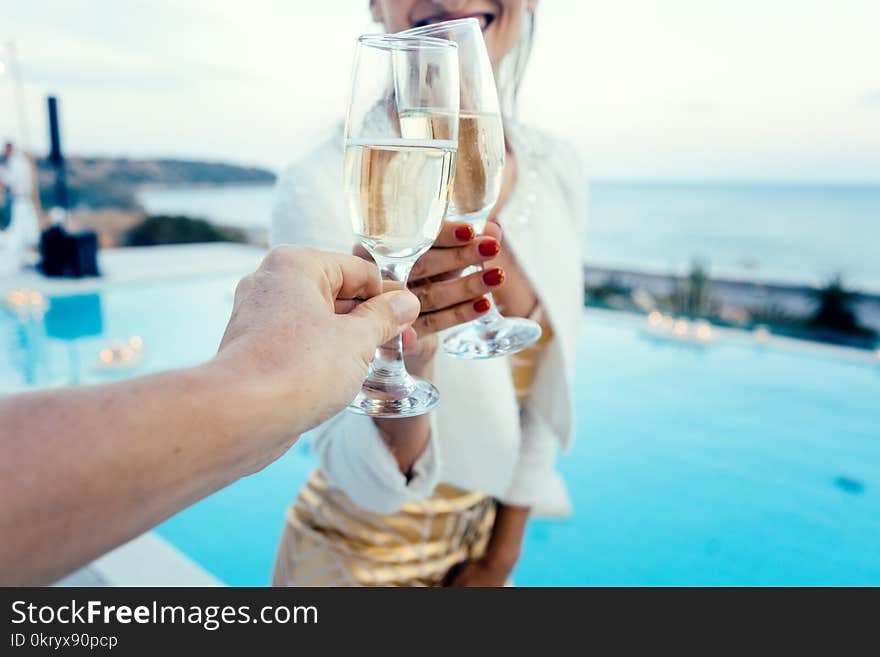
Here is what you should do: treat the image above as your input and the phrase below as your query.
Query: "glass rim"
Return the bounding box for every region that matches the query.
[357,33,459,52]
[396,17,481,38]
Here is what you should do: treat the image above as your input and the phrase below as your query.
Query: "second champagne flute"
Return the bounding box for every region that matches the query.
[345,34,460,418]
[399,18,542,359]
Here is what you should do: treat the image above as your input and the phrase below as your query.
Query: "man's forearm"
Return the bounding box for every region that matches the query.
[0,246,421,585]
[0,358,288,585]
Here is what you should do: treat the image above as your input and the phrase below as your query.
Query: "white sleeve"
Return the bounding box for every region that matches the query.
[498,136,583,517]
[270,157,353,253]
[271,151,442,514]
[499,406,572,518]
[310,413,442,514]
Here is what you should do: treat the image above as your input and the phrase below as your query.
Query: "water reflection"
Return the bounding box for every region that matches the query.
[44,293,105,385]
[8,315,47,386]
[3,292,105,387]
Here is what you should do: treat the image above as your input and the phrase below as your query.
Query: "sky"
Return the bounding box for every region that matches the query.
[1,0,879,181]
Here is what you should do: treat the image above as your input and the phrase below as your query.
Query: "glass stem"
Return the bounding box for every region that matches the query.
[367,256,414,384]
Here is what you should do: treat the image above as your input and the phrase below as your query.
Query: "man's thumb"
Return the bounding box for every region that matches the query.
[347,290,420,347]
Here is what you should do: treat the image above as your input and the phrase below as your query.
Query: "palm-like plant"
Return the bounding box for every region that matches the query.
[808,275,867,334]
[670,262,717,318]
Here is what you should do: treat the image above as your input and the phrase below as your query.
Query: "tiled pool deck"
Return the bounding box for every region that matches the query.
[55,533,222,587]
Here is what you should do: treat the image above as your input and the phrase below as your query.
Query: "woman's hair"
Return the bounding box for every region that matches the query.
[495,7,535,120]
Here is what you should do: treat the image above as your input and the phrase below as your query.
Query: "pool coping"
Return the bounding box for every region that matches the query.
[54,531,224,587]
[584,306,880,366]
[1,243,266,297]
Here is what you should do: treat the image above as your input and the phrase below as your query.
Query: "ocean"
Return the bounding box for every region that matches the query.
[138,181,880,293]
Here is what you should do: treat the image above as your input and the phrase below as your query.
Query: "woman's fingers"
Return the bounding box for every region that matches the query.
[482,219,503,242]
[414,295,492,336]
[410,220,503,281]
[350,222,504,283]
[352,244,372,261]
[411,267,504,314]
[334,298,359,314]
[411,236,501,281]
[401,326,418,350]
[431,219,502,247]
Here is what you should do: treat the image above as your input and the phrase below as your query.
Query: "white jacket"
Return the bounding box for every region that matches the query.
[271,122,586,516]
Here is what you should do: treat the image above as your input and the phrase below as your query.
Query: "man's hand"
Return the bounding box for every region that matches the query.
[216,246,421,440]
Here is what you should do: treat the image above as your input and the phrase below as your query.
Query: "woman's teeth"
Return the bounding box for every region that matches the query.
[415,13,496,31]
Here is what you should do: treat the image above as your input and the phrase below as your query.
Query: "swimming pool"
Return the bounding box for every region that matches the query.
[2,275,878,585]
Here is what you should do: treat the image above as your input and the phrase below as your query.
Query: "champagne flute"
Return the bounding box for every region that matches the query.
[345,34,460,418]
[399,18,542,359]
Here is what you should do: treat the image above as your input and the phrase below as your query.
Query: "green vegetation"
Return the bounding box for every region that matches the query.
[668,262,718,317]
[124,215,247,247]
[749,301,801,327]
[584,275,632,306]
[583,265,878,349]
[808,275,876,338]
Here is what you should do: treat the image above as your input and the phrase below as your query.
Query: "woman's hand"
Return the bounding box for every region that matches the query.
[445,555,514,587]
[409,220,506,337]
[445,503,529,588]
[352,220,505,378]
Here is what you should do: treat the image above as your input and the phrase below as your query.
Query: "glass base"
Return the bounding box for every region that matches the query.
[347,373,440,418]
[442,317,542,359]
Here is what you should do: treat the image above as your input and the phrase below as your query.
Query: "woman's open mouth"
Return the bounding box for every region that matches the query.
[412,12,497,32]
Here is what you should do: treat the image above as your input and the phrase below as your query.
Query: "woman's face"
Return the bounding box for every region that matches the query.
[370,0,536,69]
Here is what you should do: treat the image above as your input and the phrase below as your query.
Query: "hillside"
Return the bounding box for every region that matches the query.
[36,157,277,210]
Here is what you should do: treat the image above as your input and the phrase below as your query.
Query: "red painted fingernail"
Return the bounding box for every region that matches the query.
[478,239,500,257]
[473,297,491,313]
[482,267,505,286]
[454,225,475,242]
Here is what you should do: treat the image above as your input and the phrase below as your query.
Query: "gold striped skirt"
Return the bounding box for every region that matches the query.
[272,470,496,587]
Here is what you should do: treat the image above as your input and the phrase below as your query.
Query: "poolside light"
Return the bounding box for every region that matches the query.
[94,336,145,371]
[695,321,712,341]
[648,311,663,326]
[875,348,880,361]
[4,289,48,320]
[6,291,23,306]
[754,325,770,343]
[673,319,689,336]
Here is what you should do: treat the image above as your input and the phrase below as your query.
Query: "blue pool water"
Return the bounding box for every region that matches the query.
[2,276,879,585]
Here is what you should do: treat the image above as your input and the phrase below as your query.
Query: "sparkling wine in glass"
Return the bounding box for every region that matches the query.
[345,34,460,418]
[400,18,541,359]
